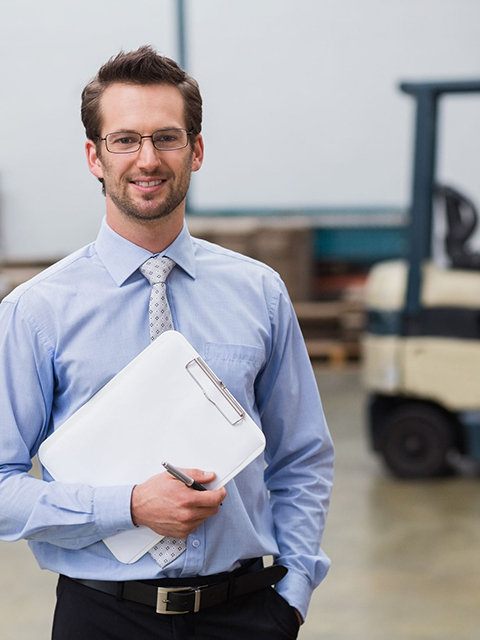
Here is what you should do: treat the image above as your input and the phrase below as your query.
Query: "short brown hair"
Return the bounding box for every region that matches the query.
[81,45,202,142]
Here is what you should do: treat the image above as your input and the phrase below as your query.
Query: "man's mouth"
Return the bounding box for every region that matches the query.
[132,179,165,187]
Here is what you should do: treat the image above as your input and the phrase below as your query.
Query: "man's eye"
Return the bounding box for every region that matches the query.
[108,134,138,146]
[158,134,178,143]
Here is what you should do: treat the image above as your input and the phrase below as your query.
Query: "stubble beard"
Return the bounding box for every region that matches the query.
[103,153,193,224]
[108,173,192,223]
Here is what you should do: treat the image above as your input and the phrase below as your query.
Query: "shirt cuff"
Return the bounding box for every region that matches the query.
[275,567,312,623]
[93,484,137,538]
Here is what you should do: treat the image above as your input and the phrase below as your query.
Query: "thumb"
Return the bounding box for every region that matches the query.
[187,468,216,484]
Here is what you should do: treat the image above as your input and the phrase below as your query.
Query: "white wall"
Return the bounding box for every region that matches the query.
[1,0,480,260]
[0,0,177,259]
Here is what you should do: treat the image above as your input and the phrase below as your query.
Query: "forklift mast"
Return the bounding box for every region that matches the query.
[400,80,480,336]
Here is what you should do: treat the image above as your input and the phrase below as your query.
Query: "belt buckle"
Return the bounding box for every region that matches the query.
[156,586,205,615]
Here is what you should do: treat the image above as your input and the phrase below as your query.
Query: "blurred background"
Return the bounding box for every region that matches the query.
[1,1,480,638]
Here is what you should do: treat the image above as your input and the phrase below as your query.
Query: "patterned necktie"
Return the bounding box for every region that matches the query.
[139,255,187,567]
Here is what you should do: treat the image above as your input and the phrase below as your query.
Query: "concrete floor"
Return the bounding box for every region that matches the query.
[1,366,480,639]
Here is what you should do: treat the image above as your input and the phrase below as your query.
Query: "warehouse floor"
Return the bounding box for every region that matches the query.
[2,367,480,639]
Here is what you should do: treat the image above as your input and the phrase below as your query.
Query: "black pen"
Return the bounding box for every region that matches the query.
[162,462,207,491]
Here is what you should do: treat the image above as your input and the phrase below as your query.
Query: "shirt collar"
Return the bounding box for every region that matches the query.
[95,217,197,286]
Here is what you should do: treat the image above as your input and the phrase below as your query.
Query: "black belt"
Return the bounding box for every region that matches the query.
[69,562,287,615]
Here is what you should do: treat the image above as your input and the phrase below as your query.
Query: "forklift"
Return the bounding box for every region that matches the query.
[363,80,480,478]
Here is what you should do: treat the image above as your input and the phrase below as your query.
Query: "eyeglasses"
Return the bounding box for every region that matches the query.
[98,128,193,154]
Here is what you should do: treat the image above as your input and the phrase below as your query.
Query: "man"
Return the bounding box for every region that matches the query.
[0,46,333,639]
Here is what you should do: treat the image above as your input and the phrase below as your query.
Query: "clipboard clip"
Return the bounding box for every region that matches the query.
[186,357,245,425]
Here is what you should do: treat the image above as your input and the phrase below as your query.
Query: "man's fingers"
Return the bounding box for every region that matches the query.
[180,468,216,484]
[131,468,227,535]
[166,468,227,506]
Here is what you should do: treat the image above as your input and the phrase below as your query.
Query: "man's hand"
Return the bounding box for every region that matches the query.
[130,469,226,537]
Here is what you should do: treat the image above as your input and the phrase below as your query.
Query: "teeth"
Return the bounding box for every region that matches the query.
[135,180,163,187]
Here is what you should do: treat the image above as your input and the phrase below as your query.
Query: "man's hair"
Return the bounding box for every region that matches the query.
[81,45,203,143]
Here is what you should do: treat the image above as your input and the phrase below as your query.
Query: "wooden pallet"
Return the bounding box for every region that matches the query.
[303,339,361,366]
[293,300,364,321]
[293,300,364,366]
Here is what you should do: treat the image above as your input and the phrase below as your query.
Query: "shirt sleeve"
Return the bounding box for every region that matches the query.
[255,277,334,620]
[0,298,135,549]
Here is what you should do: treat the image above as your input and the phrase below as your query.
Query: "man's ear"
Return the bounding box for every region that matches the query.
[191,134,204,173]
[86,139,105,180]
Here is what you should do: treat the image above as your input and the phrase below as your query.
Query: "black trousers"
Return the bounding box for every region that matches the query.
[52,575,300,640]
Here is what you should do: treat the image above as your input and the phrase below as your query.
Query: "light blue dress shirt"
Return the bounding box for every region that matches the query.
[0,218,333,619]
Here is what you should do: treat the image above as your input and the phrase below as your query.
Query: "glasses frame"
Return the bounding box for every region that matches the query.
[97,128,194,154]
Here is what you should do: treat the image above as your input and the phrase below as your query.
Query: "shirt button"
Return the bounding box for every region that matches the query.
[192,539,201,548]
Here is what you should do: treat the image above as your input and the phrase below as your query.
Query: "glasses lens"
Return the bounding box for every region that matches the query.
[105,132,141,153]
[152,129,188,150]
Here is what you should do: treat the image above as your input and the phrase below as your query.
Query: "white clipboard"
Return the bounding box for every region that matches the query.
[38,331,265,564]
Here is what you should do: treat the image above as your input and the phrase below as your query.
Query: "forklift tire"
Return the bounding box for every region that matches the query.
[379,403,455,478]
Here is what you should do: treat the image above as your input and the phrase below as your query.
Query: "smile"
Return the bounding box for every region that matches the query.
[133,180,165,187]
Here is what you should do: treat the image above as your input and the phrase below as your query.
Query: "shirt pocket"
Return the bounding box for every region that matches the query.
[203,343,264,409]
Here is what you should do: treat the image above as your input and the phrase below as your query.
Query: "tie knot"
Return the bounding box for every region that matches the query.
[140,256,176,285]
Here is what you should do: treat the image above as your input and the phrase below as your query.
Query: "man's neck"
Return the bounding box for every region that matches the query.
[105,211,185,254]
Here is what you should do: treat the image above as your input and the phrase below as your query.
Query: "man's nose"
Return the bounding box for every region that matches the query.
[135,138,161,169]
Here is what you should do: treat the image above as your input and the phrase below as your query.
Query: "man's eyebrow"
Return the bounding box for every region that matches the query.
[108,127,181,133]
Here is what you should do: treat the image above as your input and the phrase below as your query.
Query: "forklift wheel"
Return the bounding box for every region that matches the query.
[379,403,455,478]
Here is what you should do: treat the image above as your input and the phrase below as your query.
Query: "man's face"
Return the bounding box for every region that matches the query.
[86,83,203,227]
